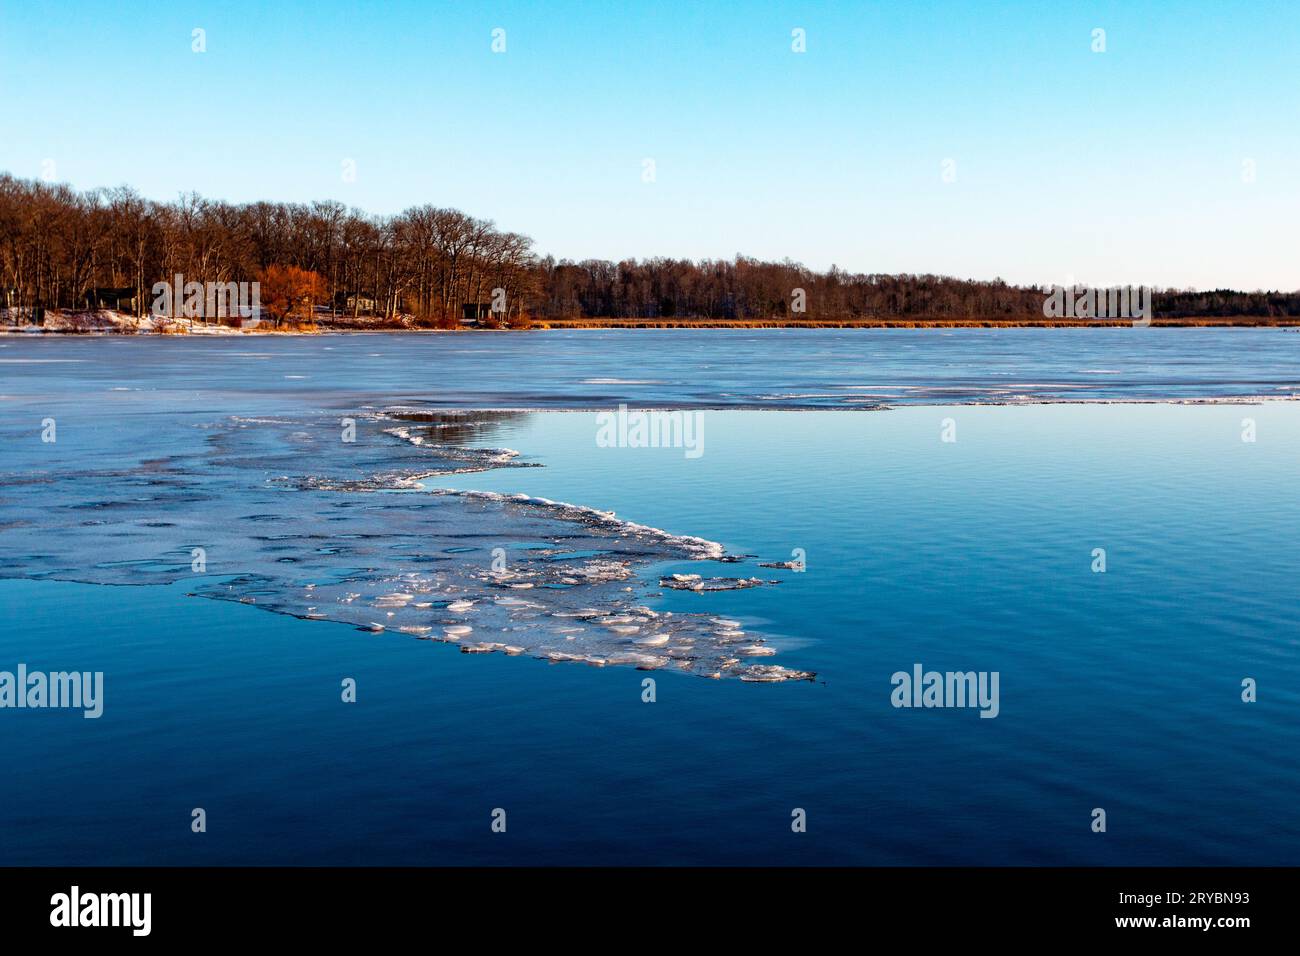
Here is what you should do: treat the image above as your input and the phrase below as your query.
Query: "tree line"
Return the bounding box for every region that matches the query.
[3,173,1298,326]
[0,174,534,328]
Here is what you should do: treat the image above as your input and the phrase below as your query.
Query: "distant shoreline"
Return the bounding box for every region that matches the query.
[530,316,1300,329]
[4,312,1300,335]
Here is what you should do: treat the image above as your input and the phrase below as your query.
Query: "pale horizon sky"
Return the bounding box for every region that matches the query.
[2,0,1298,291]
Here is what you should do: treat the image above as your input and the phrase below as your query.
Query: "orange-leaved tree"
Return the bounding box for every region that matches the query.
[256,265,326,329]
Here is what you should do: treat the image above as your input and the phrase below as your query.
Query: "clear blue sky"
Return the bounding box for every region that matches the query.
[2,0,1297,290]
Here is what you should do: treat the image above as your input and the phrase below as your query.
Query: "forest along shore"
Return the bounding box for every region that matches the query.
[6,173,1300,333]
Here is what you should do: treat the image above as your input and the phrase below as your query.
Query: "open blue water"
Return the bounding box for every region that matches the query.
[0,330,1297,864]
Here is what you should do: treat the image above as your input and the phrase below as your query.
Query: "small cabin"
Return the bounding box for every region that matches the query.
[84,287,139,311]
[342,293,377,313]
[461,303,494,325]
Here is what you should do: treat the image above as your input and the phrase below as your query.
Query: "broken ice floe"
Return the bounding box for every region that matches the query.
[429,490,726,560]
[659,573,775,592]
[0,406,813,683]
